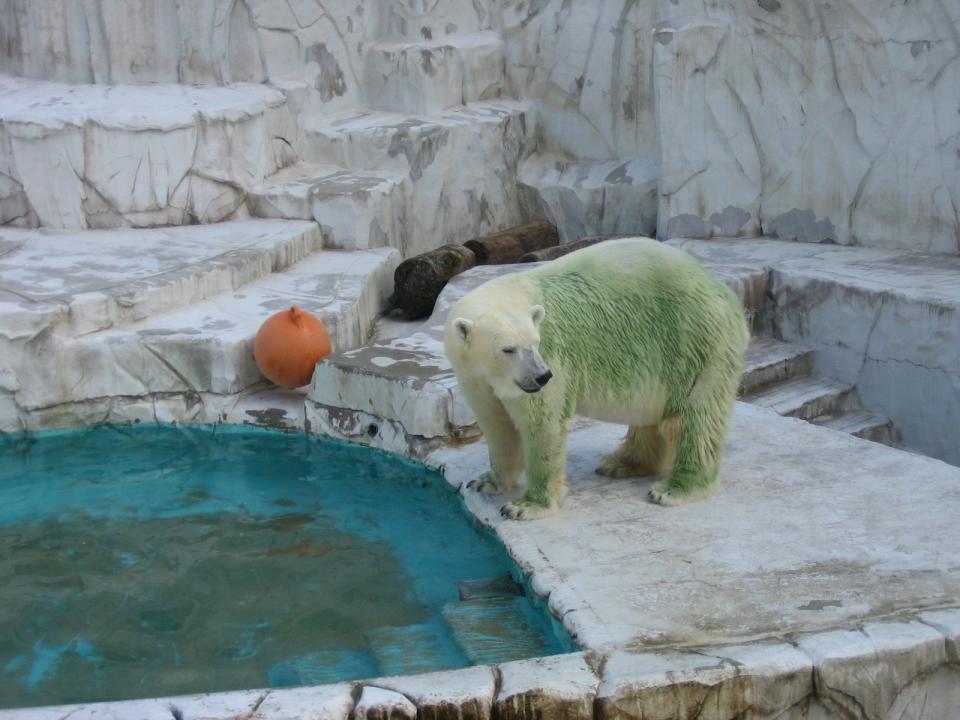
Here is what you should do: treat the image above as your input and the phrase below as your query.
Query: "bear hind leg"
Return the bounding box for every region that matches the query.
[596,423,673,479]
[648,372,735,507]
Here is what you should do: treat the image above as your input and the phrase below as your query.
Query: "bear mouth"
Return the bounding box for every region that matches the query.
[515,381,542,394]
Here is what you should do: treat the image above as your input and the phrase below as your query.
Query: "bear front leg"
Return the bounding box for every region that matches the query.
[501,394,570,520]
[460,379,524,495]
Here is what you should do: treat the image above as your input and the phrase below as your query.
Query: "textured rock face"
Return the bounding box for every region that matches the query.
[654,1,960,253]
[498,0,657,162]
[305,101,535,258]
[365,31,505,115]
[518,155,658,243]
[0,77,299,229]
[4,0,959,254]
[0,1,492,108]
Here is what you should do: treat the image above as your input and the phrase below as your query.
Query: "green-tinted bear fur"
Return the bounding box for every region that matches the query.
[445,238,749,520]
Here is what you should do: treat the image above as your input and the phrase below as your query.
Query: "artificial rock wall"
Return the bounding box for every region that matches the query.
[0,0,489,111]
[653,0,960,254]
[2,0,959,255]
[0,0,659,163]
[498,0,657,162]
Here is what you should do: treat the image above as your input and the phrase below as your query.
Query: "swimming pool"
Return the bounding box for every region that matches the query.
[0,425,568,709]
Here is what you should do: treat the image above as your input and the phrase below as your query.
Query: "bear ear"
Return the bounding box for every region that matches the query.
[530,305,546,327]
[453,318,473,342]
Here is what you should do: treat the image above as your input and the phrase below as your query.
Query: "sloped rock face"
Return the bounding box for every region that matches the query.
[653,1,960,254]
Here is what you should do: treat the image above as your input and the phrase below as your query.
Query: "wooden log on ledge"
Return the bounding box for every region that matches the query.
[389,244,477,320]
[464,220,559,264]
[518,235,631,263]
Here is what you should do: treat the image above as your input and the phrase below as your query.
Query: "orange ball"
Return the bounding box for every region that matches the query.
[254,305,332,389]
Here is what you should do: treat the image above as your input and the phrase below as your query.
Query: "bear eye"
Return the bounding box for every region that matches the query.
[502,347,517,355]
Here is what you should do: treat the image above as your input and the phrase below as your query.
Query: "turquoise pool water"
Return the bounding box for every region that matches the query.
[0,425,568,709]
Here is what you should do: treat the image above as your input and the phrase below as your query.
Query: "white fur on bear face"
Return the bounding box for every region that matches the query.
[448,305,550,400]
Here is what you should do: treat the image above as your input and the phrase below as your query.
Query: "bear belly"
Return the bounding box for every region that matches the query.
[575,384,667,427]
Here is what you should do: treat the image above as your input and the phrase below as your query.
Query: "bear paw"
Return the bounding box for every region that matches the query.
[647,480,683,507]
[500,499,558,521]
[467,471,512,496]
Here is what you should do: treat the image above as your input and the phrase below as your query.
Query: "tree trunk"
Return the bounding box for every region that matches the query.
[518,235,629,263]
[389,244,477,320]
[464,220,559,264]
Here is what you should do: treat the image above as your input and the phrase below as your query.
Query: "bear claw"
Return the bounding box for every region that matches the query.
[648,481,683,506]
[467,472,507,496]
[647,488,668,504]
[500,500,556,521]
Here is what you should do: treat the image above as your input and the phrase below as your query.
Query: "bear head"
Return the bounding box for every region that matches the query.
[445,304,553,399]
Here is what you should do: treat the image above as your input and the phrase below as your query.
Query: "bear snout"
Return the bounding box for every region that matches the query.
[515,370,552,393]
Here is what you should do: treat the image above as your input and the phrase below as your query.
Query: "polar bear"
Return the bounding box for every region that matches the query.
[444,237,749,520]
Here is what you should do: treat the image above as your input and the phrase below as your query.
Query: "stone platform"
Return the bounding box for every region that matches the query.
[434,404,960,652]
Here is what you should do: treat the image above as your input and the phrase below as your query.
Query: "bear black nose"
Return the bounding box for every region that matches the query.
[535,371,553,387]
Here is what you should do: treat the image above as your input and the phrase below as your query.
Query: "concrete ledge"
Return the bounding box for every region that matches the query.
[0,220,321,340]
[596,642,813,719]
[8,617,959,719]
[1,247,398,432]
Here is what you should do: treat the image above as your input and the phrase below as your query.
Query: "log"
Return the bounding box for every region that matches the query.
[389,244,477,320]
[518,235,630,263]
[463,220,559,265]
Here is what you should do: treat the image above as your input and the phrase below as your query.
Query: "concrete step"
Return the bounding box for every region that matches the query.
[668,237,960,466]
[739,338,814,396]
[743,375,855,422]
[0,219,321,340]
[307,330,469,457]
[304,100,532,175]
[518,154,658,243]
[365,31,504,115]
[441,597,557,666]
[9,248,399,422]
[248,162,408,252]
[366,620,467,678]
[0,75,299,229]
[816,411,898,447]
[307,265,525,456]
[303,100,534,257]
